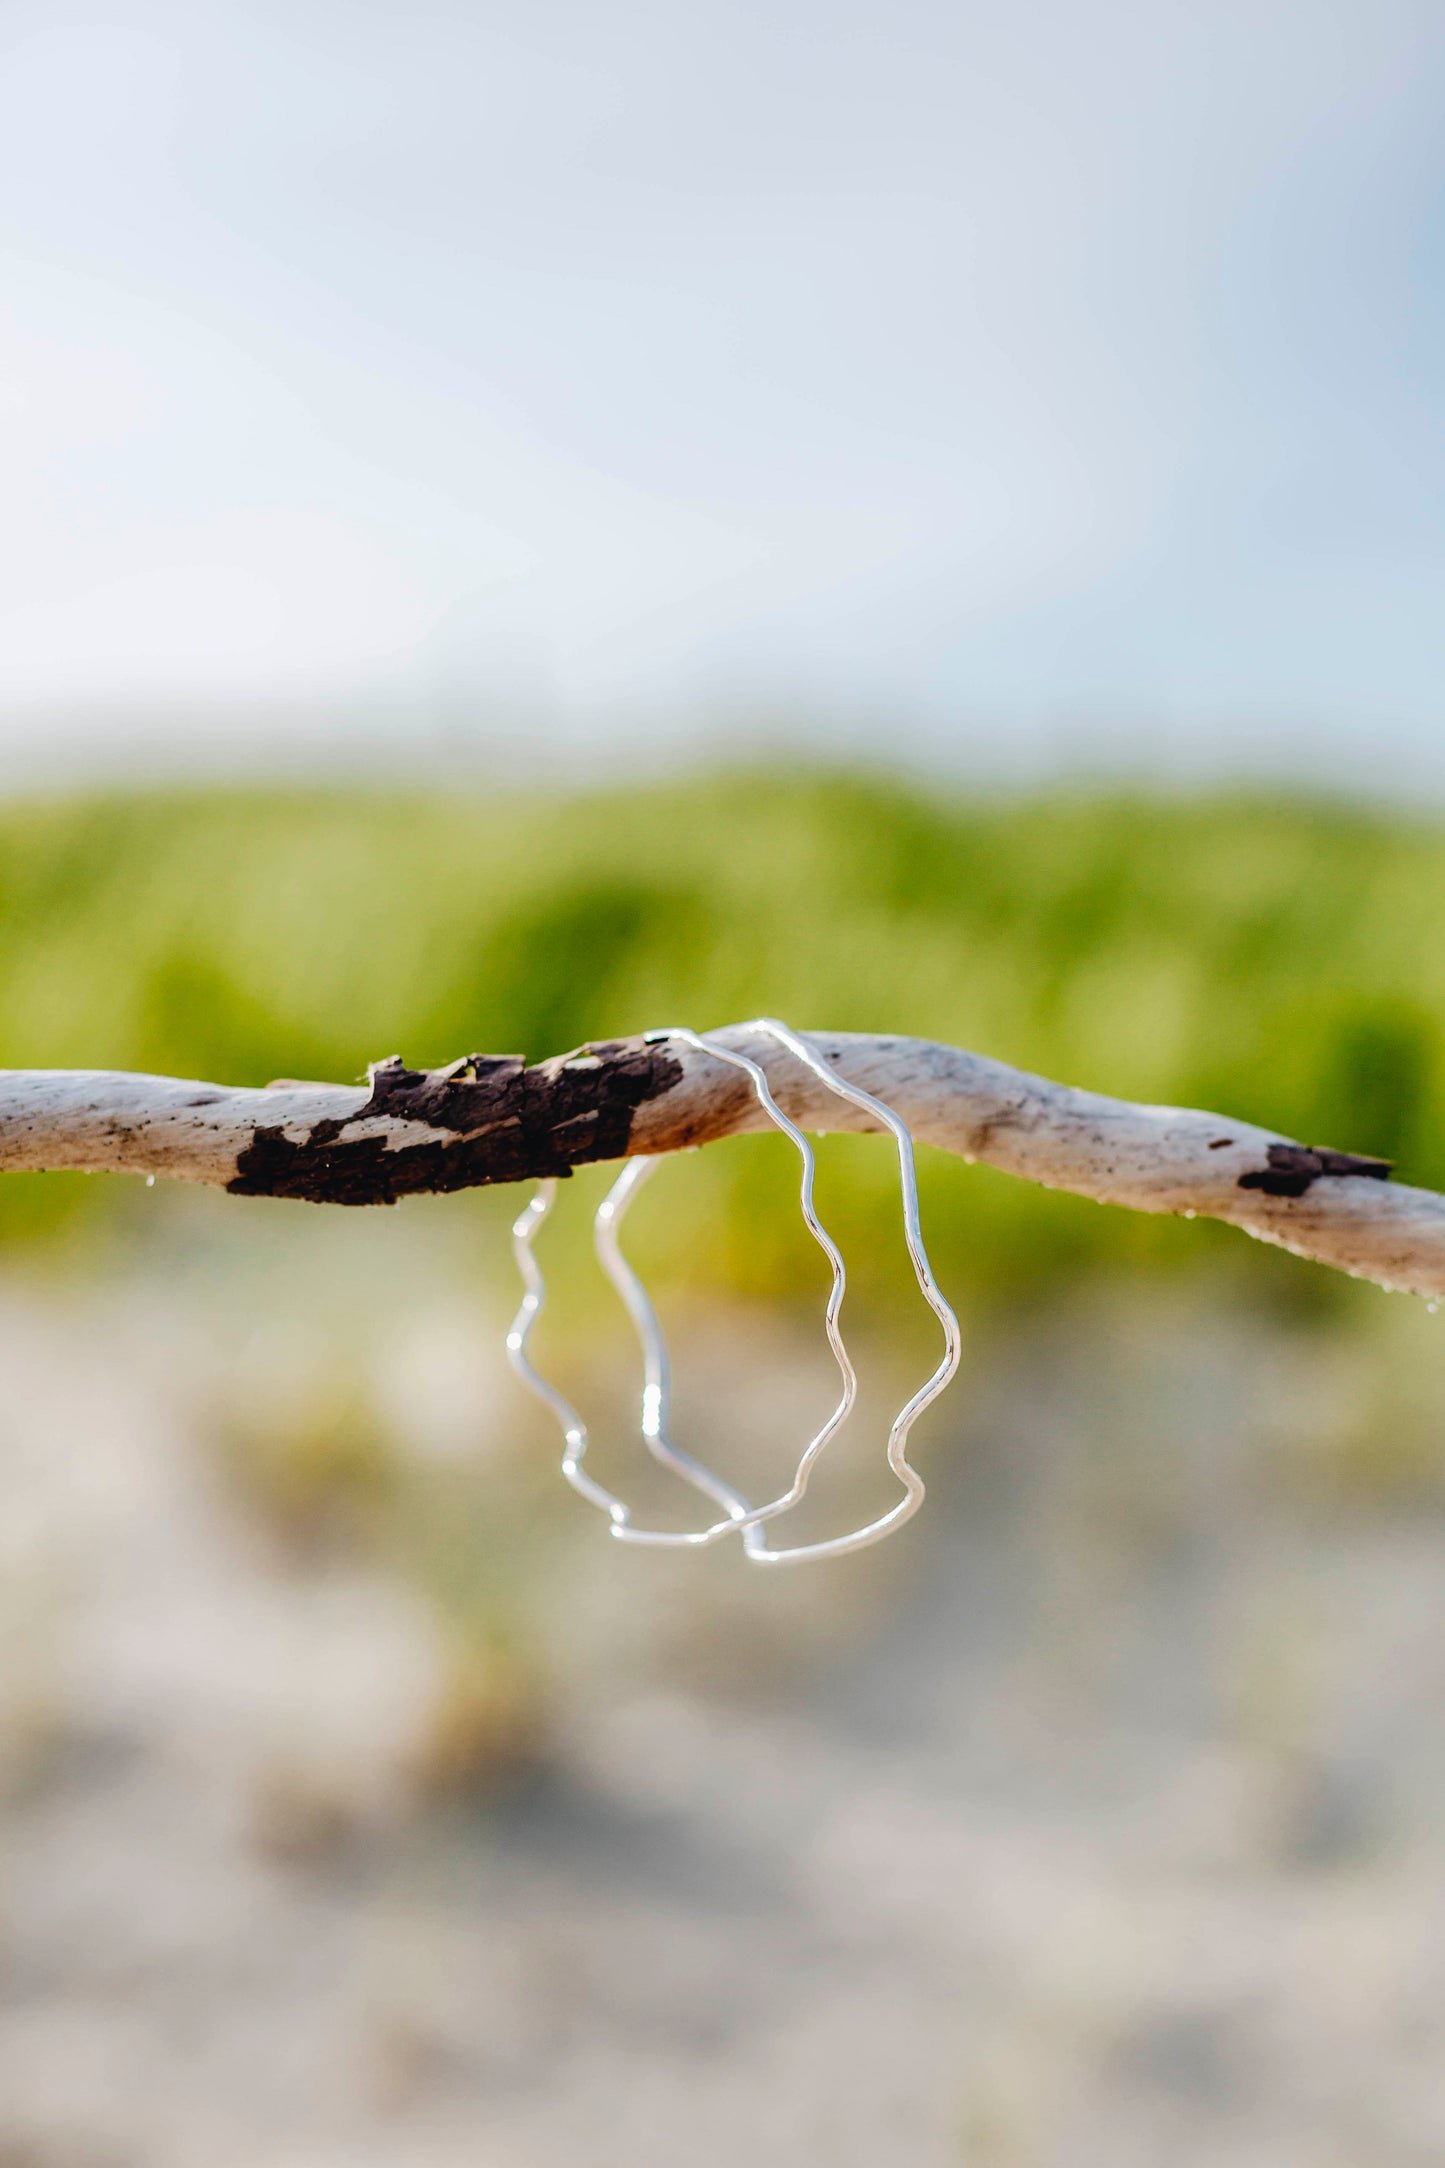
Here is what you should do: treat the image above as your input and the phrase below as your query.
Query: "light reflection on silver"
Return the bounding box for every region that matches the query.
[505,1021,961,1564]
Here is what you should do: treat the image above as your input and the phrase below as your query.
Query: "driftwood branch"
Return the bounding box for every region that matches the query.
[0,1026,1437,1297]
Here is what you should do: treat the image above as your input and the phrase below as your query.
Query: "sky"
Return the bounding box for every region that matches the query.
[1,0,1444,789]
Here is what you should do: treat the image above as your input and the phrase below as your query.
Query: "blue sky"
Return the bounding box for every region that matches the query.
[2,0,1443,787]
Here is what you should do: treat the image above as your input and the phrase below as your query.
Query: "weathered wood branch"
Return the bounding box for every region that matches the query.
[0,1026,1437,1296]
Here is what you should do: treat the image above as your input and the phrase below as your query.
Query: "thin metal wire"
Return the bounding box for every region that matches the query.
[505,1021,962,1563]
[508,1031,852,1547]
[506,1180,630,1527]
[736,1020,961,1563]
[591,1158,757,1537]
[595,1029,860,1545]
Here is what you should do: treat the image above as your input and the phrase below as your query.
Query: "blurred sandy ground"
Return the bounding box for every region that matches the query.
[2,1193,1445,2166]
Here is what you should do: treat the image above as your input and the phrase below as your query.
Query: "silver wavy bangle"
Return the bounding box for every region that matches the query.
[505,1020,961,1564]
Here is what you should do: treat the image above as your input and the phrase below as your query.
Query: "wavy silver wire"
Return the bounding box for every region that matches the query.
[507,1180,628,1526]
[601,1022,962,1563]
[507,1031,856,1547]
[735,1020,961,1563]
[596,1030,865,1546]
[507,1022,962,1561]
[591,1158,756,1542]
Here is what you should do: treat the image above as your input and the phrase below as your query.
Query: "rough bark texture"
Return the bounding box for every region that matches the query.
[1,1026,1441,1297]
[230,1042,684,1204]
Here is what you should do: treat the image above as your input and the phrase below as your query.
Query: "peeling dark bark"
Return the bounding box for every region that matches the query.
[1237,1141,1394,1199]
[228,1038,684,1205]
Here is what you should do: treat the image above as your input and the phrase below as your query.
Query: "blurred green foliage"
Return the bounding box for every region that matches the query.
[2,768,1441,1310]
